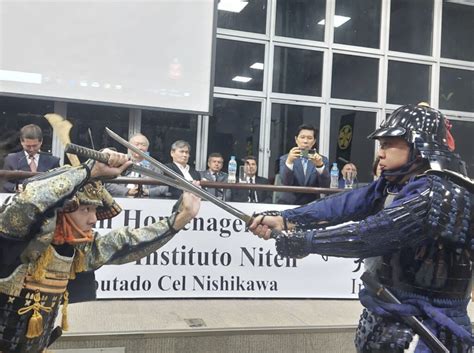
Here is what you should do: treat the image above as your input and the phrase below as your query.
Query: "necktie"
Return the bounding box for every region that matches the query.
[248,177,257,203]
[213,173,223,199]
[29,156,37,172]
[302,159,308,177]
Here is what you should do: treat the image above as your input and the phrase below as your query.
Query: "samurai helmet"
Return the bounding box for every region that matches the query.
[368,103,467,175]
[63,180,121,220]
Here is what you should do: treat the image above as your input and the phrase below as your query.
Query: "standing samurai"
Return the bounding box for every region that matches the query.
[250,104,473,352]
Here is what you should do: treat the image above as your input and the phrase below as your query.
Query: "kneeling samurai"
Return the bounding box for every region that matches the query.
[0,149,200,352]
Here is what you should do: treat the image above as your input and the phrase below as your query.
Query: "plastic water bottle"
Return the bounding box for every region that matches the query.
[228,156,237,183]
[330,162,339,188]
[141,151,151,169]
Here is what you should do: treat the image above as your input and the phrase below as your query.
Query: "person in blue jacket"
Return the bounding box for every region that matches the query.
[278,124,330,205]
[250,104,473,353]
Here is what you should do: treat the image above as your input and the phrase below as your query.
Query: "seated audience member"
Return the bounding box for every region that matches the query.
[166,140,201,199]
[278,124,330,205]
[338,162,358,189]
[106,133,168,198]
[200,152,231,201]
[231,156,272,203]
[2,124,60,192]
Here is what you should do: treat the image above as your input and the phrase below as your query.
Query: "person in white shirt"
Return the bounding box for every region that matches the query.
[2,124,60,192]
[231,156,272,203]
[166,140,201,199]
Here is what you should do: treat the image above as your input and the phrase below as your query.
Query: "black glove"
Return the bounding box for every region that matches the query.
[275,232,309,259]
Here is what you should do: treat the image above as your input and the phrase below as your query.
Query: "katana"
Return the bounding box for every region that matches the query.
[64,133,253,225]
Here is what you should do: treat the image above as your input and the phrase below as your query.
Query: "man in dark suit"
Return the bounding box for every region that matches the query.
[200,152,231,201]
[231,156,272,203]
[278,124,330,205]
[166,140,201,199]
[2,124,60,192]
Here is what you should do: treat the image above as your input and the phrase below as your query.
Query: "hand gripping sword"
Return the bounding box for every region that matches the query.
[64,128,253,225]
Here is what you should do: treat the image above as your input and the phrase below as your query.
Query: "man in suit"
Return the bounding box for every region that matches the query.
[200,152,231,201]
[231,156,272,203]
[106,133,169,198]
[166,140,201,199]
[278,124,330,205]
[2,124,60,192]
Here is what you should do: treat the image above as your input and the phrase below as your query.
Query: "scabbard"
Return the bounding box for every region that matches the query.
[360,272,449,353]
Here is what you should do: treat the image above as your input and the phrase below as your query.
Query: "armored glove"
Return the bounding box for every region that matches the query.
[274,231,310,259]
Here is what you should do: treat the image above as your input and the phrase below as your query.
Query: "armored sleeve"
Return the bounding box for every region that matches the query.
[81,212,180,270]
[281,179,386,228]
[0,165,89,240]
[278,177,439,258]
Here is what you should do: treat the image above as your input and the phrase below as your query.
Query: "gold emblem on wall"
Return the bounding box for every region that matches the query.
[338,124,353,150]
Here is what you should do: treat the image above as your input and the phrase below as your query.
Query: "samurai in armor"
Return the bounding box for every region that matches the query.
[250,104,473,353]
[0,149,200,353]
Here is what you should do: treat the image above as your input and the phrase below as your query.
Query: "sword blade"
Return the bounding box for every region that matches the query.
[105,128,253,224]
[130,165,199,194]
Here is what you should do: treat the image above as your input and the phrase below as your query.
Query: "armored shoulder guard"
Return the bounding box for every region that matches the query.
[425,173,473,247]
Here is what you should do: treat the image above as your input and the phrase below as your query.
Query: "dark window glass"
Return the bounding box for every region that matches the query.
[389,0,433,55]
[209,98,261,169]
[215,39,264,91]
[67,103,129,162]
[450,119,474,178]
[273,46,323,96]
[441,1,474,61]
[387,61,431,105]
[0,96,54,159]
[331,54,379,102]
[269,103,321,178]
[275,0,326,41]
[217,0,267,34]
[334,0,381,48]
[329,109,377,183]
[439,67,474,112]
[141,110,198,165]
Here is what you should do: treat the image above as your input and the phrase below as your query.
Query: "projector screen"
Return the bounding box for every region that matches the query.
[0,0,216,114]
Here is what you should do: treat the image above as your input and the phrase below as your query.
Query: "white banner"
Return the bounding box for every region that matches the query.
[93,198,363,299]
[0,193,363,299]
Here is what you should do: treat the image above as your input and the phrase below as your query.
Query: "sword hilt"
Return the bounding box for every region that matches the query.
[65,143,110,164]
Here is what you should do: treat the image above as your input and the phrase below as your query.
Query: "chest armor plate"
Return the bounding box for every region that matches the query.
[0,247,73,353]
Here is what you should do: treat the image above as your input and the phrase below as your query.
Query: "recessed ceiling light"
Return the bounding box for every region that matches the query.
[317,15,351,28]
[250,62,264,70]
[446,0,474,5]
[232,76,252,83]
[218,0,249,13]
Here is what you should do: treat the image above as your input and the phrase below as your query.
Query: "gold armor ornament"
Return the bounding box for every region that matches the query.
[62,180,122,220]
